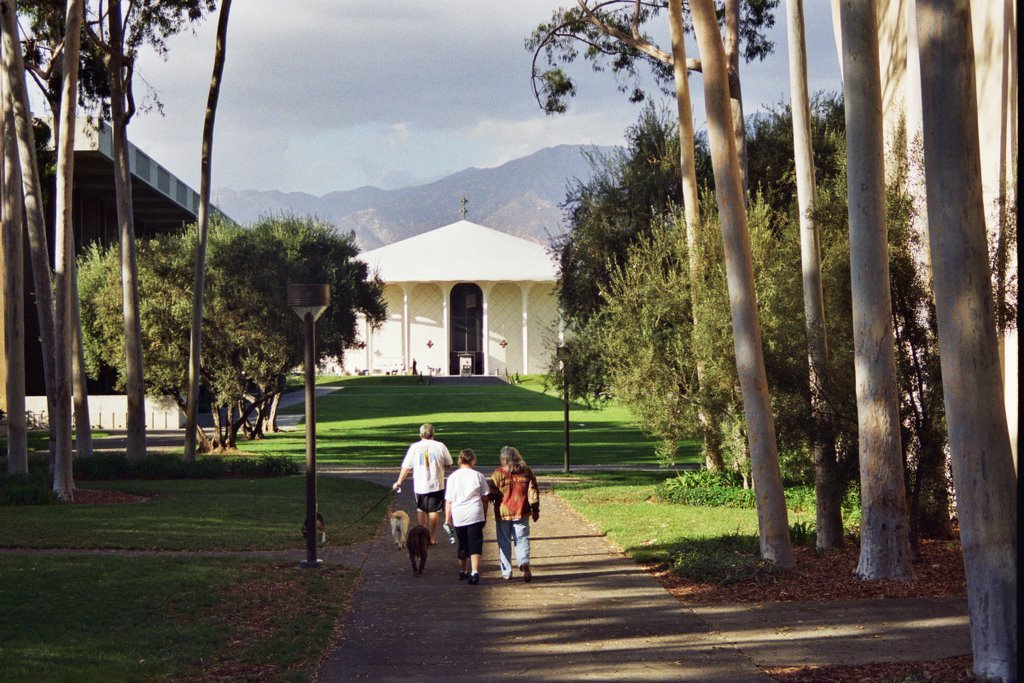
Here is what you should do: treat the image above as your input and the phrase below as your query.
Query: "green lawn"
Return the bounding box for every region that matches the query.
[550,471,763,566]
[246,375,696,468]
[1,476,389,550]
[0,555,354,682]
[1,475,384,681]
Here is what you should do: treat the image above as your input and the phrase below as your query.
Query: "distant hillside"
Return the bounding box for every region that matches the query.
[213,145,612,250]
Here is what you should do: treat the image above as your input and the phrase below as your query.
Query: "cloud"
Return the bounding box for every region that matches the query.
[122,2,841,195]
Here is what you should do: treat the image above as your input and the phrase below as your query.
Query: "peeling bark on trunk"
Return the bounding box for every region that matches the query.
[839,0,914,580]
[916,1,1017,678]
[786,0,843,549]
[690,0,793,568]
[724,0,748,197]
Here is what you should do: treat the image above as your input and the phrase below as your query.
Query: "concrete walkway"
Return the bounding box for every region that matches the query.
[314,471,970,681]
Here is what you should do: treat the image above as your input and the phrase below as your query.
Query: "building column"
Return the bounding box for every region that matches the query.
[521,284,530,374]
[366,313,375,373]
[441,282,452,376]
[401,284,410,372]
[481,283,493,376]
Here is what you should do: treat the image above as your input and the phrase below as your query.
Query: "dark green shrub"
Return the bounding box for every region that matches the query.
[74,451,298,480]
[0,472,57,505]
[185,457,229,479]
[656,469,755,508]
[129,454,189,479]
[226,455,299,478]
[788,520,817,546]
[75,453,130,481]
[668,533,781,585]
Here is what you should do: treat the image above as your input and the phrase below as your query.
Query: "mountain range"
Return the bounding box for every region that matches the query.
[212,144,612,250]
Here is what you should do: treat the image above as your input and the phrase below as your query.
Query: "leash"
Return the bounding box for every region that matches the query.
[352,487,398,523]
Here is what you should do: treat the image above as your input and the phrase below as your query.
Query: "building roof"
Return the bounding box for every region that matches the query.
[359,220,557,283]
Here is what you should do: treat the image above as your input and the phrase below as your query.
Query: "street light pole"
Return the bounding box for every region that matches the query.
[288,283,331,569]
[558,345,570,473]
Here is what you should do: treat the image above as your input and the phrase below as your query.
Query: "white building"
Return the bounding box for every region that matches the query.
[347,220,561,377]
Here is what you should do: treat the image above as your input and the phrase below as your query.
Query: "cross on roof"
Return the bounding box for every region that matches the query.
[459,196,468,219]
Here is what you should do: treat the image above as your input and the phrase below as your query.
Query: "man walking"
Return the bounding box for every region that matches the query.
[393,423,453,544]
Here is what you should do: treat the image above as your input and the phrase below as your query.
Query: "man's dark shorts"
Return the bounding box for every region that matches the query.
[416,490,445,514]
[455,520,485,559]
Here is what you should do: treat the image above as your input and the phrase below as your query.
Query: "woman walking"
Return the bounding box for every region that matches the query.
[444,449,490,584]
[489,446,540,582]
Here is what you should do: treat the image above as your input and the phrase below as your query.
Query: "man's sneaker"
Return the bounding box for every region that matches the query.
[458,570,467,581]
[521,563,532,583]
[468,573,480,585]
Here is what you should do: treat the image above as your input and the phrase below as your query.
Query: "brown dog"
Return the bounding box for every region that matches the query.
[406,525,431,576]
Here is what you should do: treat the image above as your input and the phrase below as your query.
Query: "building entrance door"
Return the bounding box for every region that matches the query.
[449,283,483,375]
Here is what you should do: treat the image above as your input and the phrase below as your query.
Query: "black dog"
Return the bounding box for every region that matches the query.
[406,525,431,576]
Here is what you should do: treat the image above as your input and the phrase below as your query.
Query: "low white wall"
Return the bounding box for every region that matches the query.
[24,395,184,430]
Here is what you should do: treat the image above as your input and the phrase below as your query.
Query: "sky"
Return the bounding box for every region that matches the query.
[84,1,843,197]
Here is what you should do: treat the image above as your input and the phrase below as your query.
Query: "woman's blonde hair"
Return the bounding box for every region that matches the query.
[499,446,526,473]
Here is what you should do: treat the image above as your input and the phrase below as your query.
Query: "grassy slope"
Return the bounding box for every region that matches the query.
[244,375,698,467]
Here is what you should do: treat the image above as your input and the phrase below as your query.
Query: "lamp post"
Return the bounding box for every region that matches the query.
[288,283,331,568]
[557,345,570,473]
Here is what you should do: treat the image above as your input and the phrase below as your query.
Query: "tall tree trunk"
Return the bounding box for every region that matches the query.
[690,0,793,568]
[667,0,723,472]
[267,390,282,433]
[916,1,1017,678]
[786,0,844,549]
[105,0,146,459]
[723,0,748,196]
[1,0,59,468]
[184,0,232,463]
[1,67,27,474]
[70,255,92,458]
[51,0,84,500]
[839,0,914,580]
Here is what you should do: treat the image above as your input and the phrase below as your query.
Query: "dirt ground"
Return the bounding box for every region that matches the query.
[650,538,974,682]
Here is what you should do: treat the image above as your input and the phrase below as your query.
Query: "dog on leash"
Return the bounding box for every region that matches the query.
[387,505,410,549]
[406,525,431,576]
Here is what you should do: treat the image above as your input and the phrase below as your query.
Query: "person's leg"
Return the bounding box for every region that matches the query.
[514,517,532,581]
[495,519,513,578]
[513,517,531,566]
[467,521,485,584]
[456,526,470,579]
[417,509,428,528]
[427,511,440,543]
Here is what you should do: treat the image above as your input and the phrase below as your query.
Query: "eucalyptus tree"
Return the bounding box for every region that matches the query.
[689,0,792,567]
[84,0,216,458]
[528,0,777,469]
[838,0,913,580]
[17,0,110,461]
[1,0,64,482]
[183,0,231,462]
[916,1,1017,678]
[49,0,84,497]
[1,61,27,474]
[784,0,841,548]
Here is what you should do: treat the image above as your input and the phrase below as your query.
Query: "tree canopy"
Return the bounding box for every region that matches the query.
[77,215,386,448]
